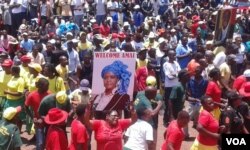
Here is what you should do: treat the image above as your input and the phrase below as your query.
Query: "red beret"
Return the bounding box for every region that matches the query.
[20,55,31,63]
[2,59,13,67]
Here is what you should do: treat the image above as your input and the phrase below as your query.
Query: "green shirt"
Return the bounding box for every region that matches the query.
[134,91,163,128]
[170,83,186,109]
[0,120,22,150]
[134,91,163,109]
[38,94,71,117]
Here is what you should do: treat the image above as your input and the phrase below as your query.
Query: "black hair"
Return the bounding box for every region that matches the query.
[194,52,203,61]
[209,68,220,78]
[36,78,49,88]
[44,63,59,76]
[178,69,189,79]
[177,111,189,120]
[76,104,86,117]
[136,106,148,119]
[11,66,20,75]
[200,95,211,105]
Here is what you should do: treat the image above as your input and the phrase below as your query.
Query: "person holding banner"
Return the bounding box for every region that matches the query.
[93,60,131,119]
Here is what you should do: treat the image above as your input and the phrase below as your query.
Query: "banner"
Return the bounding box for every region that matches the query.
[92,52,136,101]
[214,8,237,44]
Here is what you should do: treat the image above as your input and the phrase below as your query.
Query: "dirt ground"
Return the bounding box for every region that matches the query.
[20,112,198,150]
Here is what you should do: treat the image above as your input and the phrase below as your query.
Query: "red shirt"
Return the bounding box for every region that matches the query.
[197,110,219,146]
[136,67,156,91]
[92,119,131,150]
[233,75,246,91]
[99,25,110,37]
[69,119,89,150]
[46,125,68,150]
[191,22,199,37]
[25,91,51,118]
[206,81,222,107]
[161,120,184,150]
[187,59,200,76]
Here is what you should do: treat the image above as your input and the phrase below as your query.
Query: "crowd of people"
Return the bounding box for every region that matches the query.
[0,0,250,150]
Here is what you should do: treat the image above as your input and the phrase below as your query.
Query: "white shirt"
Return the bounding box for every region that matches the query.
[124,119,153,150]
[68,49,80,73]
[235,43,246,64]
[163,60,181,87]
[213,51,226,68]
[27,52,46,65]
[107,1,118,16]
[10,0,22,13]
[95,0,106,16]
[71,0,84,15]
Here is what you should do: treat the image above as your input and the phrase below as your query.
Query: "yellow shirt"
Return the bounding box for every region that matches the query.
[48,76,66,93]
[56,65,68,81]
[56,64,69,90]
[20,65,30,88]
[143,41,159,49]
[219,62,231,86]
[27,74,46,92]
[136,59,148,69]
[6,77,25,100]
[0,72,12,97]
[77,41,93,52]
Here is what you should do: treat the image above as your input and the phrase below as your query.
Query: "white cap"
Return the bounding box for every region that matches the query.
[48,39,56,44]
[72,39,79,43]
[134,5,140,9]
[244,69,250,78]
[170,29,176,32]
[236,14,241,19]
[158,37,165,44]
[90,18,96,23]
[123,22,130,27]
[148,32,155,38]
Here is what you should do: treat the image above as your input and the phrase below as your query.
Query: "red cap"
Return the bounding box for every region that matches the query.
[2,59,13,67]
[20,55,31,63]
[92,24,100,30]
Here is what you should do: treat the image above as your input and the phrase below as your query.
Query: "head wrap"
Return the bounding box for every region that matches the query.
[101,61,131,95]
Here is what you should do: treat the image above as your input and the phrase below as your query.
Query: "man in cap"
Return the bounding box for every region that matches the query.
[38,91,71,118]
[233,69,250,92]
[44,108,68,150]
[133,5,144,28]
[0,106,23,149]
[70,79,92,106]
[20,32,35,53]
[144,32,159,49]
[27,63,45,92]
[136,48,148,69]
[0,59,13,118]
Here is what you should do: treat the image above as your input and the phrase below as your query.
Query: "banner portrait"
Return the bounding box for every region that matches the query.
[214,8,237,44]
[91,52,136,119]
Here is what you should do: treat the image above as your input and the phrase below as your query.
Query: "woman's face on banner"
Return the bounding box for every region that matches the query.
[103,72,119,91]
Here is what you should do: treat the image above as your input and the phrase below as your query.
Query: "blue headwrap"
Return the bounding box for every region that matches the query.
[101,60,131,95]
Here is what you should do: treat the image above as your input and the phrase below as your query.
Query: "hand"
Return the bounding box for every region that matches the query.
[219,125,226,133]
[3,90,8,94]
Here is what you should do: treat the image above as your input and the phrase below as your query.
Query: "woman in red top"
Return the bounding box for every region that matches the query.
[191,96,224,150]
[205,68,222,120]
[161,111,190,150]
[85,108,136,150]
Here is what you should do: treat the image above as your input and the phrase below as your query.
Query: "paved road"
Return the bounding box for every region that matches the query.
[20,115,198,150]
